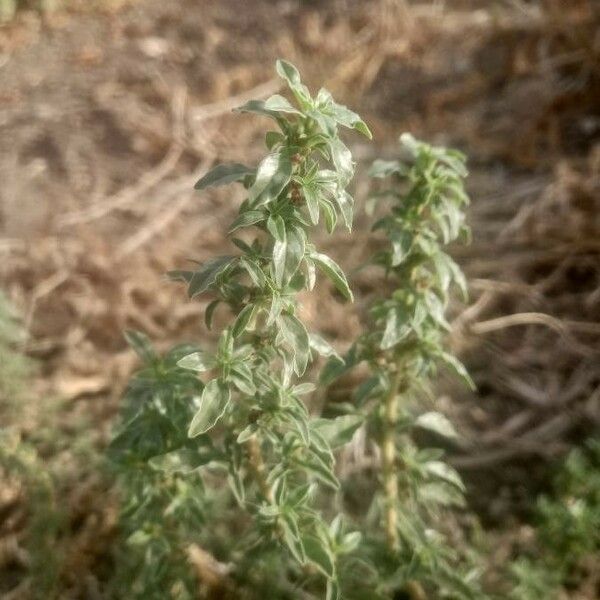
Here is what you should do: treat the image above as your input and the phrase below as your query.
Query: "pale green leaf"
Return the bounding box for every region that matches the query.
[188,379,231,437]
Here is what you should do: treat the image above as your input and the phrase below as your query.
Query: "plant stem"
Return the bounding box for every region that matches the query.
[382,368,428,600]
[382,367,401,551]
[246,436,274,504]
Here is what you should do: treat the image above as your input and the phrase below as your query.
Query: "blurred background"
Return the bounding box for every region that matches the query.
[0,0,599,598]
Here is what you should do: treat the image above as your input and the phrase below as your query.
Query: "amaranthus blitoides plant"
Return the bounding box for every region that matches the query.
[324,134,480,599]
[110,336,208,598]
[165,59,370,598]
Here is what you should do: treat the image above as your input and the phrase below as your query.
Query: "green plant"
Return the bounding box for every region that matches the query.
[509,438,600,599]
[0,429,62,597]
[0,293,62,599]
[109,336,208,599]
[0,291,31,405]
[112,59,370,599]
[322,134,480,599]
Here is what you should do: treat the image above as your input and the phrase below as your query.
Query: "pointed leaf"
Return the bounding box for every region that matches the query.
[249,151,293,208]
[188,256,236,297]
[188,379,231,437]
[124,330,156,365]
[178,351,215,372]
[195,163,253,190]
[415,411,459,440]
[310,252,353,302]
[303,535,336,578]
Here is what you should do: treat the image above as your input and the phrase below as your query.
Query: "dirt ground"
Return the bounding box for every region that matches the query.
[0,0,599,597]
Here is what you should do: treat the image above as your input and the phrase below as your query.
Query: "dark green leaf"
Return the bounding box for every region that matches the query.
[229,362,256,395]
[303,535,336,578]
[195,163,253,190]
[314,414,364,449]
[266,214,286,242]
[124,330,156,365]
[249,151,293,208]
[229,209,265,233]
[310,252,353,302]
[232,304,255,338]
[205,300,220,330]
[188,256,236,298]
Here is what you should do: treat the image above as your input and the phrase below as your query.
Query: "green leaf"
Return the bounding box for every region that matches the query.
[177,351,215,372]
[284,227,305,284]
[188,256,236,298]
[235,99,282,119]
[148,448,214,474]
[310,252,353,302]
[314,414,364,449]
[302,455,339,490]
[424,460,465,492]
[281,512,306,564]
[232,304,255,338]
[339,531,361,554]
[229,363,256,395]
[195,163,253,190]
[328,138,353,183]
[309,333,341,360]
[303,535,336,578]
[228,471,245,505]
[266,130,285,149]
[333,190,354,231]
[266,214,286,242]
[328,101,372,139]
[240,257,266,287]
[280,314,310,375]
[249,151,293,208]
[188,379,231,437]
[275,59,311,106]
[425,290,450,330]
[439,351,475,390]
[272,236,287,286]
[415,411,459,440]
[390,230,413,266]
[369,159,407,179]
[124,330,156,365]
[276,59,302,87]
[303,181,320,225]
[263,94,302,115]
[321,198,337,234]
[236,423,257,444]
[381,309,409,350]
[205,300,220,330]
[229,209,265,233]
[292,382,316,395]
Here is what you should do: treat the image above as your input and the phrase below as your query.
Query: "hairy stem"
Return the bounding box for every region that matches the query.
[246,436,274,504]
[382,369,428,600]
[382,368,401,551]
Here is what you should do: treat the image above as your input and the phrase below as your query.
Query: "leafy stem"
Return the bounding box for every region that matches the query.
[382,364,401,552]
